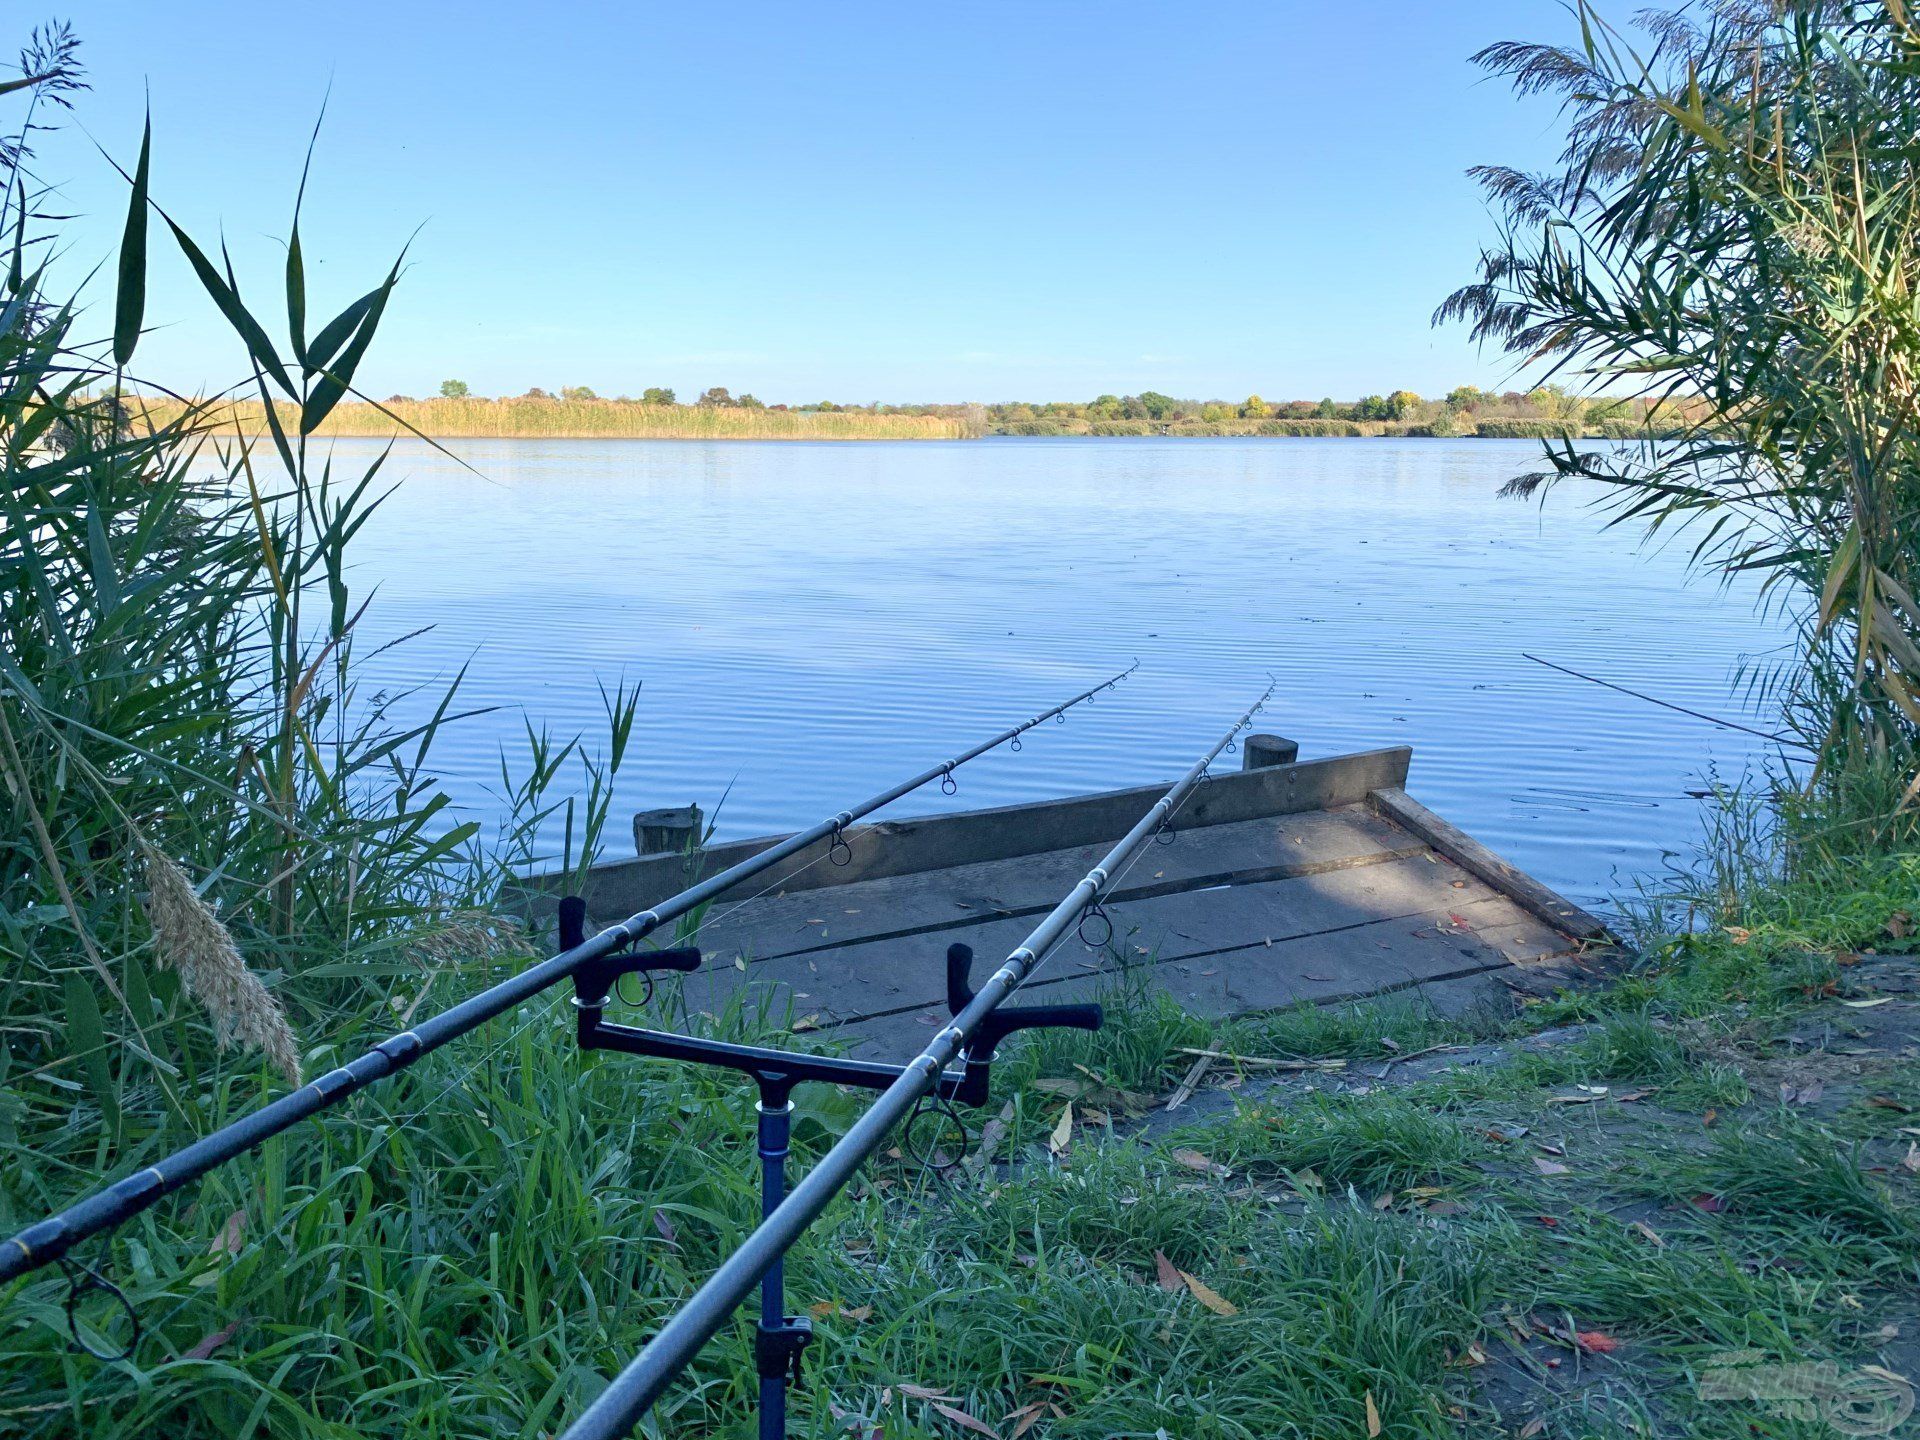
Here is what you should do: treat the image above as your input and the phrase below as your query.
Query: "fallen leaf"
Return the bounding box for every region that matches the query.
[1870,1096,1914,1113]
[1703,1107,1720,1127]
[1689,1193,1730,1213]
[1630,1220,1665,1247]
[792,1015,820,1033]
[807,1301,874,1323]
[932,1401,1004,1439]
[653,1210,679,1246]
[1577,1330,1621,1354]
[1153,1250,1184,1293]
[1462,1343,1488,1367]
[734,956,747,972]
[211,1208,246,1257]
[1843,996,1896,1009]
[1535,1215,1560,1228]
[1534,1158,1571,1176]
[182,1319,243,1361]
[1179,1270,1239,1317]
[1519,1420,1546,1439]
[1902,1143,1920,1175]
[1171,1148,1230,1178]
[1888,911,1912,940]
[1725,925,1753,945]
[1365,1389,1382,1437]
[1781,1080,1826,1107]
[898,1383,956,1401]
[1615,1089,1654,1103]
[1008,1404,1047,1440]
[1049,1102,1074,1156]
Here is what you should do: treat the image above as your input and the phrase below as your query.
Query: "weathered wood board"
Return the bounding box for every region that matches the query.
[530,746,1612,1062]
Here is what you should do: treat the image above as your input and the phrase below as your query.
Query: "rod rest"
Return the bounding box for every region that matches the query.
[945,942,1102,1105]
[557,896,702,1006]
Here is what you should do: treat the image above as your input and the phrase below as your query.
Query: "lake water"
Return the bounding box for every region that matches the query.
[338,436,1794,913]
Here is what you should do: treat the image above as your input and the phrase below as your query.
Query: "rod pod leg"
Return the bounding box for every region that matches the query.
[754,1088,811,1440]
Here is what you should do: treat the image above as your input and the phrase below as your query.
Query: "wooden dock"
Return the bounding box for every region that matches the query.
[528,739,1613,1059]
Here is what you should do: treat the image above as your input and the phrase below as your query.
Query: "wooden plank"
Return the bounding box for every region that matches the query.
[516,747,1414,920]
[1366,787,1613,942]
[665,850,1539,1032]
[683,807,1425,967]
[829,896,1554,1060]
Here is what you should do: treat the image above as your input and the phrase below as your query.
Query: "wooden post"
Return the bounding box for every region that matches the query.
[633,805,703,858]
[1241,734,1299,771]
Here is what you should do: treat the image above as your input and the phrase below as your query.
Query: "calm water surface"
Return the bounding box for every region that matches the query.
[339,436,1793,912]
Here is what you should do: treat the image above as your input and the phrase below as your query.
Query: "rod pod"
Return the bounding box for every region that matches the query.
[560,897,1102,1440]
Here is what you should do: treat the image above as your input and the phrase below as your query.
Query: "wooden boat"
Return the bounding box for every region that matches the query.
[523,737,1614,1058]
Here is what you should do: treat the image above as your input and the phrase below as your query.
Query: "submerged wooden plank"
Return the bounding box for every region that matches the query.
[1367,787,1612,942]
[520,747,1414,920]
[684,806,1425,967]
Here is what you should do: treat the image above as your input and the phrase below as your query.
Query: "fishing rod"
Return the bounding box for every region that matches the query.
[0,662,1137,1291]
[556,679,1275,1440]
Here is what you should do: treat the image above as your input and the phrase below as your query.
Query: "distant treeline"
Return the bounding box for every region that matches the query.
[129,384,1690,443]
[952,385,1694,438]
[405,382,1689,440]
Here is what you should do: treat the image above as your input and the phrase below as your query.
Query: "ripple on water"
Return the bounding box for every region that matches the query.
[329,436,1792,912]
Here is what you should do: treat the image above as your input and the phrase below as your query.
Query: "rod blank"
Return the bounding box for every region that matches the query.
[557,680,1274,1440]
[0,663,1137,1287]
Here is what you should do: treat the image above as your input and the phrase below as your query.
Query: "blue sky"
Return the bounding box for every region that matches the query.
[47,2,1572,404]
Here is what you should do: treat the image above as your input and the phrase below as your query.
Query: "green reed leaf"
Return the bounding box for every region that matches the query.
[112,115,149,369]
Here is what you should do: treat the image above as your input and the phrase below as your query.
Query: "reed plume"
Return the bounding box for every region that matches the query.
[139,841,302,1084]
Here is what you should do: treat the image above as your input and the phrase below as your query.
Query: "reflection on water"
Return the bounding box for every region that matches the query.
[337,435,1793,911]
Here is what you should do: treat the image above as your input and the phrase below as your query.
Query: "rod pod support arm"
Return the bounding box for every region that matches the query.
[945,943,1101,1105]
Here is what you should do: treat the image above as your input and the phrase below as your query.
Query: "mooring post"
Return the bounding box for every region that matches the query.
[1241,733,1299,771]
[633,805,703,858]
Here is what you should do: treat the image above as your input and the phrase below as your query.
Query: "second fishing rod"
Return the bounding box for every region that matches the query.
[556,677,1277,1440]
[0,662,1137,1289]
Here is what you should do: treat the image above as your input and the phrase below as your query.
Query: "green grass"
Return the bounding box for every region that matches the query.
[1188,1091,1487,1194]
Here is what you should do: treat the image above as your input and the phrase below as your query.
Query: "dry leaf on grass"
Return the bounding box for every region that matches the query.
[1533,1157,1571,1176]
[1048,1103,1074,1155]
[1179,1269,1239,1317]
[1153,1250,1183,1293]
[1171,1148,1230,1178]
[931,1401,1003,1439]
[182,1318,245,1361]
[1365,1390,1382,1437]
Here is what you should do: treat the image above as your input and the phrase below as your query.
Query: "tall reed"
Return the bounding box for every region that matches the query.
[1442,1,1920,812]
[137,396,967,442]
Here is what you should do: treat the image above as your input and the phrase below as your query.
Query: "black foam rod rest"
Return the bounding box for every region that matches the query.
[945,942,1102,1103]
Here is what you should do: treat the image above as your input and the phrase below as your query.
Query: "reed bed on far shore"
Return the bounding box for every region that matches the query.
[134,396,970,441]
